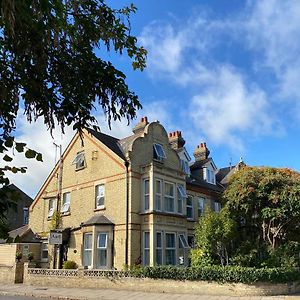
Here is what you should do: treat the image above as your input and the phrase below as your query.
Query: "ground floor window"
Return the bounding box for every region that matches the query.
[96,233,108,268]
[165,233,176,265]
[41,243,48,261]
[143,231,150,265]
[155,231,162,265]
[83,233,93,267]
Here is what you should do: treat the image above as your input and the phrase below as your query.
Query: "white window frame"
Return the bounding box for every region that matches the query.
[72,151,86,170]
[96,232,108,268]
[198,197,205,217]
[153,143,167,161]
[41,242,48,262]
[204,167,216,184]
[164,182,175,213]
[61,192,71,213]
[155,231,163,265]
[143,179,150,211]
[178,234,189,249]
[143,231,150,266]
[48,198,55,218]
[23,207,29,225]
[83,233,93,268]
[95,184,105,209]
[186,195,193,219]
[165,232,176,265]
[177,184,186,214]
[154,179,162,211]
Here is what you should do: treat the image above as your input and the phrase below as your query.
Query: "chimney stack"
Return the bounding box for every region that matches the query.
[193,142,210,161]
[132,116,149,134]
[168,131,185,150]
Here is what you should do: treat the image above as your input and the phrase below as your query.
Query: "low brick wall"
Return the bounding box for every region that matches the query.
[23,265,300,296]
[0,262,24,283]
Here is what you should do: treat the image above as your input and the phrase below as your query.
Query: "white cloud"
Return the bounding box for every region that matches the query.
[188,66,280,151]
[139,12,281,151]
[245,0,300,100]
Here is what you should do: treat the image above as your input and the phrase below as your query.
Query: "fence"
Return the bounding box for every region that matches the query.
[23,264,300,296]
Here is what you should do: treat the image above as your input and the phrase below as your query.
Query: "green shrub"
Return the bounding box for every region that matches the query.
[62,260,78,269]
[15,251,22,261]
[27,252,34,261]
[127,265,300,284]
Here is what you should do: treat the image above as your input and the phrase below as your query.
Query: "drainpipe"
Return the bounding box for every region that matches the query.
[125,161,130,268]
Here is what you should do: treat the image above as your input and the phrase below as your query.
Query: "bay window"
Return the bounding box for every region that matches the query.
[155,232,162,265]
[83,233,93,267]
[155,179,162,211]
[143,231,150,265]
[164,182,175,212]
[143,179,150,211]
[165,233,176,265]
[186,196,193,219]
[177,184,186,214]
[96,233,108,268]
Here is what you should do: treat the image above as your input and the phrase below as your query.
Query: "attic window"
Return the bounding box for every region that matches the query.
[72,151,86,170]
[153,144,166,161]
[180,159,190,175]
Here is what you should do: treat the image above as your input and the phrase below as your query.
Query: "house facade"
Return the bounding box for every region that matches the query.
[29,117,224,270]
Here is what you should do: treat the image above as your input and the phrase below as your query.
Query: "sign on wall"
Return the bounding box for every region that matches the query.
[49,231,63,245]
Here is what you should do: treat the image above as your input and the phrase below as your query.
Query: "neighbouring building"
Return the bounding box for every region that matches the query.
[1,184,33,232]
[29,117,230,269]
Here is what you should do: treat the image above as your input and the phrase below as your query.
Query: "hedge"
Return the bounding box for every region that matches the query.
[129,265,300,284]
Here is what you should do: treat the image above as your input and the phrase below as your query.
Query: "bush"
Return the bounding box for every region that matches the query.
[15,251,22,261]
[27,252,34,261]
[128,265,300,284]
[62,260,78,269]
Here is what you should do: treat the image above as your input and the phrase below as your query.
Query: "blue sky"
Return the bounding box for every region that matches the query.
[9,0,300,197]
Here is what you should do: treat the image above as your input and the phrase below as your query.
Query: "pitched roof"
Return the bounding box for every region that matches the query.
[190,158,211,170]
[186,175,224,193]
[87,128,126,160]
[118,132,144,154]
[81,215,114,227]
[216,166,234,183]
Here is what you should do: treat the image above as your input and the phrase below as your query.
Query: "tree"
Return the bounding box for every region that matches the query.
[0,0,147,236]
[223,167,300,250]
[191,209,237,267]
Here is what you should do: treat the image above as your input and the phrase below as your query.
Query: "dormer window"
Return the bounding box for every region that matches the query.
[72,151,86,170]
[180,159,190,175]
[203,167,215,184]
[153,144,166,161]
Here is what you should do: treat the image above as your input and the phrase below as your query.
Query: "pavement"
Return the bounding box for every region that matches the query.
[1,283,300,300]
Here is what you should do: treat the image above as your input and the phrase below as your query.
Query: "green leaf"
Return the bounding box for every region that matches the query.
[4,137,14,148]
[36,153,43,162]
[15,142,27,153]
[25,149,36,159]
[3,155,13,162]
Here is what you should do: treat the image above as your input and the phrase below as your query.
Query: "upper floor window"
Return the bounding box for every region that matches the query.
[153,143,166,161]
[72,151,86,170]
[186,195,193,219]
[177,184,186,214]
[48,198,56,218]
[198,197,205,217]
[164,182,175,212]
[204,167,215,184]
[61,192,71,213]
[155,179,162,211]
[143,179,150,211]
[95,184,105,209]
[23,207,29,225]
[180,159,191,175]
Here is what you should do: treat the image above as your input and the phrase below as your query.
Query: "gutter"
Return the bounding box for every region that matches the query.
[125,161,130,267]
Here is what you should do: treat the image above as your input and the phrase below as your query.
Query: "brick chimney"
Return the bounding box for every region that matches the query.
[193,142,210,161]
[168,131,185,150]
[132,116,149,134]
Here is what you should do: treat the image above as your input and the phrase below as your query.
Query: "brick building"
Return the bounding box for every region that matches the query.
[29,117,228,269]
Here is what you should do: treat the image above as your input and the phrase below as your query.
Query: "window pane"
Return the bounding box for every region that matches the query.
[156,232,162,248]
[83,250,92,267]
[165,183,174,196]
[84,233,92,250]
[156,249,162,265]
[98,249,107,267]
[166,233,175,248]
[144,249,150,265]
[98,233,107,248]
[164,197,174,212]
[166,250,176,265]
[144,180,149,194]
[156,180,161,194]
[144,232,150,249]
[96,185,105,208]
[144,180,149,211]
[155,194,161,210]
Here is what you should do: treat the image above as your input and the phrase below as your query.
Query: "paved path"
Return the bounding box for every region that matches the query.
[1,283,300,300]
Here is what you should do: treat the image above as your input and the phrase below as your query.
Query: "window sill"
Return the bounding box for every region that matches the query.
[94,206,106,212]
[75,166,86,171]
[61,212,71,217]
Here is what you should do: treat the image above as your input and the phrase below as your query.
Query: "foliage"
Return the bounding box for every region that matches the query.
[0,0,147,235]
[63,260,78,269]
[192,209,237,266]
[27,252,34,262]
[15,251,22,260]
[224,167,300,250]
[49,210,62,230]
[129,265,300,284]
